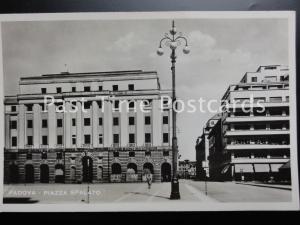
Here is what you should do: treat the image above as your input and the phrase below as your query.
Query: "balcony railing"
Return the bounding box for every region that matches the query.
[110,174,122,182]
[225,144,290,150]
[126,173,138,182]
[225,129,290,136]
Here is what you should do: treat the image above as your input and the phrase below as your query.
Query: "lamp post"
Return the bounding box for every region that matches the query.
[157,20,190,200]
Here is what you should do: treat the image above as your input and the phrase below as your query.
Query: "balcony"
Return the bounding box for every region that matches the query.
[231,158,289,164]
[82,144,92,148]
[128,143,136,148]
[224,129,290,136]
[228,102,289,108]
[39,144,49,149]
[126,173,138,182]
[110,174,122,182]
[225,144,290,150]
[225,115,289,123]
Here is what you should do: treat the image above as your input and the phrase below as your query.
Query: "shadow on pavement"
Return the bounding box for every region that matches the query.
[3,197,39,204]
[125,191,169,200]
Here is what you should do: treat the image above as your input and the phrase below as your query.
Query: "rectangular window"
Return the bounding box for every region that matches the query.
[72,135,76,145]
[11,136,17,147]
[113,117,119,126]
[145,116,151,125]
[97,101,102,108]
[72,118,76,126]
[98,86,103,91]
[41,88,47,94]
[163,150,169,156]
[27,136,33,146]
[56,152,62,160]
[99,134,103,144]
[72,86,76,92]
[84,118,91,126]
[113,151,119,157]
[99,117,103,126]
[163,133,169,143]
[41,152,47,159]
[251,77,257,82]
[129,151,135,157]
[84,86,91,92]
[57,119,63,127]
[113,85,118,91]
[113,134,119,144]
[42,119,48,128]
[56,87,62,93]
[42,136,48,145]
[145,133,151,143]
[163,116,168,125]
[57,135,63,145]
[10,120,17,129]
[145,151,151,157]
[114,100,119,109]
[129,133,135,143]
[11,106,16,112]
[26,104,33,111]
[128,84,134,91]
[27,120,33,128]
[129,101,135,109]
[84,101,91,109]
[129,117,135,125]
[84,135,91,144]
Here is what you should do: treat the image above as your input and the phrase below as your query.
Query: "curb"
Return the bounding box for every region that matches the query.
[236,182,292,191]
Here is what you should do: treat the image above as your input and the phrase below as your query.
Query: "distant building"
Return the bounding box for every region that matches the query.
[196,65,290,182]
[4,70,174,184]
[195,114,222,180]
[178,160,196,179]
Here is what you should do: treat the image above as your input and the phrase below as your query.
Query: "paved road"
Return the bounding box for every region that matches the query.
[188,180,292,202]
[3,180,291,203]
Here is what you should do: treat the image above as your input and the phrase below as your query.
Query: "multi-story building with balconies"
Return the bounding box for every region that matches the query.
[4,70,174,184]
[196,65,291,182]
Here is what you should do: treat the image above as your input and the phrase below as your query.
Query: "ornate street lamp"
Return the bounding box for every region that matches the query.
[157,20,190,200]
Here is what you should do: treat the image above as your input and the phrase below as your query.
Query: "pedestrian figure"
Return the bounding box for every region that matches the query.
[146,173,152,189]
[144,168,152,189]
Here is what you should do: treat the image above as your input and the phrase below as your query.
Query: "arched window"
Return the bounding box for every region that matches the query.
[127,163,137,174]
[40,164,49,183]
[111,163,121,174]
[25,164,34,183]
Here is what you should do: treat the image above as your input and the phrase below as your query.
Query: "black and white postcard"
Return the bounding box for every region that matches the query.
[0,11,298,211]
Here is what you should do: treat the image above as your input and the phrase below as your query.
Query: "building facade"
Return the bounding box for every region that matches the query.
[195,114,222,180]
[196,65,291,182]
[4,70,174,184]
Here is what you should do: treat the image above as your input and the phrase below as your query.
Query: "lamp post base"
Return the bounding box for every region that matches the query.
[170,177,180,200]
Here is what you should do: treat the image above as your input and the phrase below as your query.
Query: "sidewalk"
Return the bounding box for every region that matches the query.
[235,182,292,190]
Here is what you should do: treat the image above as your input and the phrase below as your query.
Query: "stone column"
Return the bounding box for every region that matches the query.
[48,103,56,148]
[104,100,112,147]
[120,100,128,147]
[152,99,162,146]
[33,104,41,148]
[136,100,144,147]
[65,101,72,148]
[18,104,25,148]
[92,101,98,148]
[76,101,82,147]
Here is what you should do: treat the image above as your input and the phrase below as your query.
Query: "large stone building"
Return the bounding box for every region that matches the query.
[4,70,174,184]
[196,65,291,182]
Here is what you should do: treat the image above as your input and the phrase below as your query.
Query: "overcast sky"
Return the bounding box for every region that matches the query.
[1,18,289,160]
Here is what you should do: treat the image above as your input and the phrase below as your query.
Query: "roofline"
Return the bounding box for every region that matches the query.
[20,70,158,80]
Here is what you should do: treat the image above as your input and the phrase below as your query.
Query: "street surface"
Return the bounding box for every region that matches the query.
[3,180,292,203]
